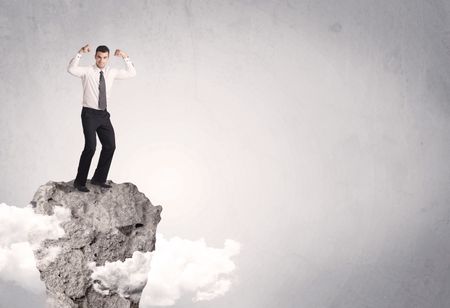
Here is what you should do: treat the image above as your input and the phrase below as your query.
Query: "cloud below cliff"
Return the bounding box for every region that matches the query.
[141,233,241,306]
[0,202,71,294]
[0,202,240,306]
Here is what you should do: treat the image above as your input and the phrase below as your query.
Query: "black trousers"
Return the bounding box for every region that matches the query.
[74,107,116,186]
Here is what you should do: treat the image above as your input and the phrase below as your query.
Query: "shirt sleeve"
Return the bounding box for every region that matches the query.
[113,56,137,80]
[67,53,88,77]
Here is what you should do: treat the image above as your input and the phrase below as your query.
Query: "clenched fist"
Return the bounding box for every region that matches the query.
[79,44,90,54]
[114,49,128,58]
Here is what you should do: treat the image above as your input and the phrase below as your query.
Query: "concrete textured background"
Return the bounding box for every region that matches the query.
[1,0,450,307]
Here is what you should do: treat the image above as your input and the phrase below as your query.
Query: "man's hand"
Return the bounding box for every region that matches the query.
[114,49,128,58]
[78,44,90,54]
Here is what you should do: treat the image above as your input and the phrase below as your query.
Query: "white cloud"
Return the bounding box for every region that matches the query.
[0,202,71,293]
[0,202,241,306]
[0,241,43,293]
[88,250,153,302]
[87,233,241,306]
[0,202,70,247]
[140,233,241,306]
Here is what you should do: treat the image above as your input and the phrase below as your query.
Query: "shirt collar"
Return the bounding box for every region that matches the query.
[93,64,109,73]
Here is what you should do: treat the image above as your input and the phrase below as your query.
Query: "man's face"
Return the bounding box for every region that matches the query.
[95,51,109,69]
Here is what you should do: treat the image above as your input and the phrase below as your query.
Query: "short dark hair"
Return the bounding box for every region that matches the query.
[96,45,110,55]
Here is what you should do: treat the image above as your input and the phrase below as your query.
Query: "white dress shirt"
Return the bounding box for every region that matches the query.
[67,53,136,110]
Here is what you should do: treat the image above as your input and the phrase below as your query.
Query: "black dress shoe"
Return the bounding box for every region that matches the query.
[90,180,112,188]
[74,182,90,192]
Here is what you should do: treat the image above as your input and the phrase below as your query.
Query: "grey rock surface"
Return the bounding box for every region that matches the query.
[30,180,163,308]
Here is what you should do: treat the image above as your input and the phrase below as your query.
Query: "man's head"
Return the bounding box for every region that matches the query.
[95,45,110,69]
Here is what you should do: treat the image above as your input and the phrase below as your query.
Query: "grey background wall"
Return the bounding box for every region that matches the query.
[1,0,450,307]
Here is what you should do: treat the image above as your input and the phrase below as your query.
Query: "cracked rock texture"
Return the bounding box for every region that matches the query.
[30,180,163,308]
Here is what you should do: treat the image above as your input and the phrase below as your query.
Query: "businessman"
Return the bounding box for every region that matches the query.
[68,44,136,192]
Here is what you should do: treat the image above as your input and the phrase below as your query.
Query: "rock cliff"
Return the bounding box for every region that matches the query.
[30,180,162,308]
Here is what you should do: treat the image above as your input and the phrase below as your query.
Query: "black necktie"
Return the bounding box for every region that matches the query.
[99,71,107,110]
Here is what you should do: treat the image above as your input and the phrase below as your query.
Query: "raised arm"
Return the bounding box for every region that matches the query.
[67,44,90,77]
[113,49,136,80]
